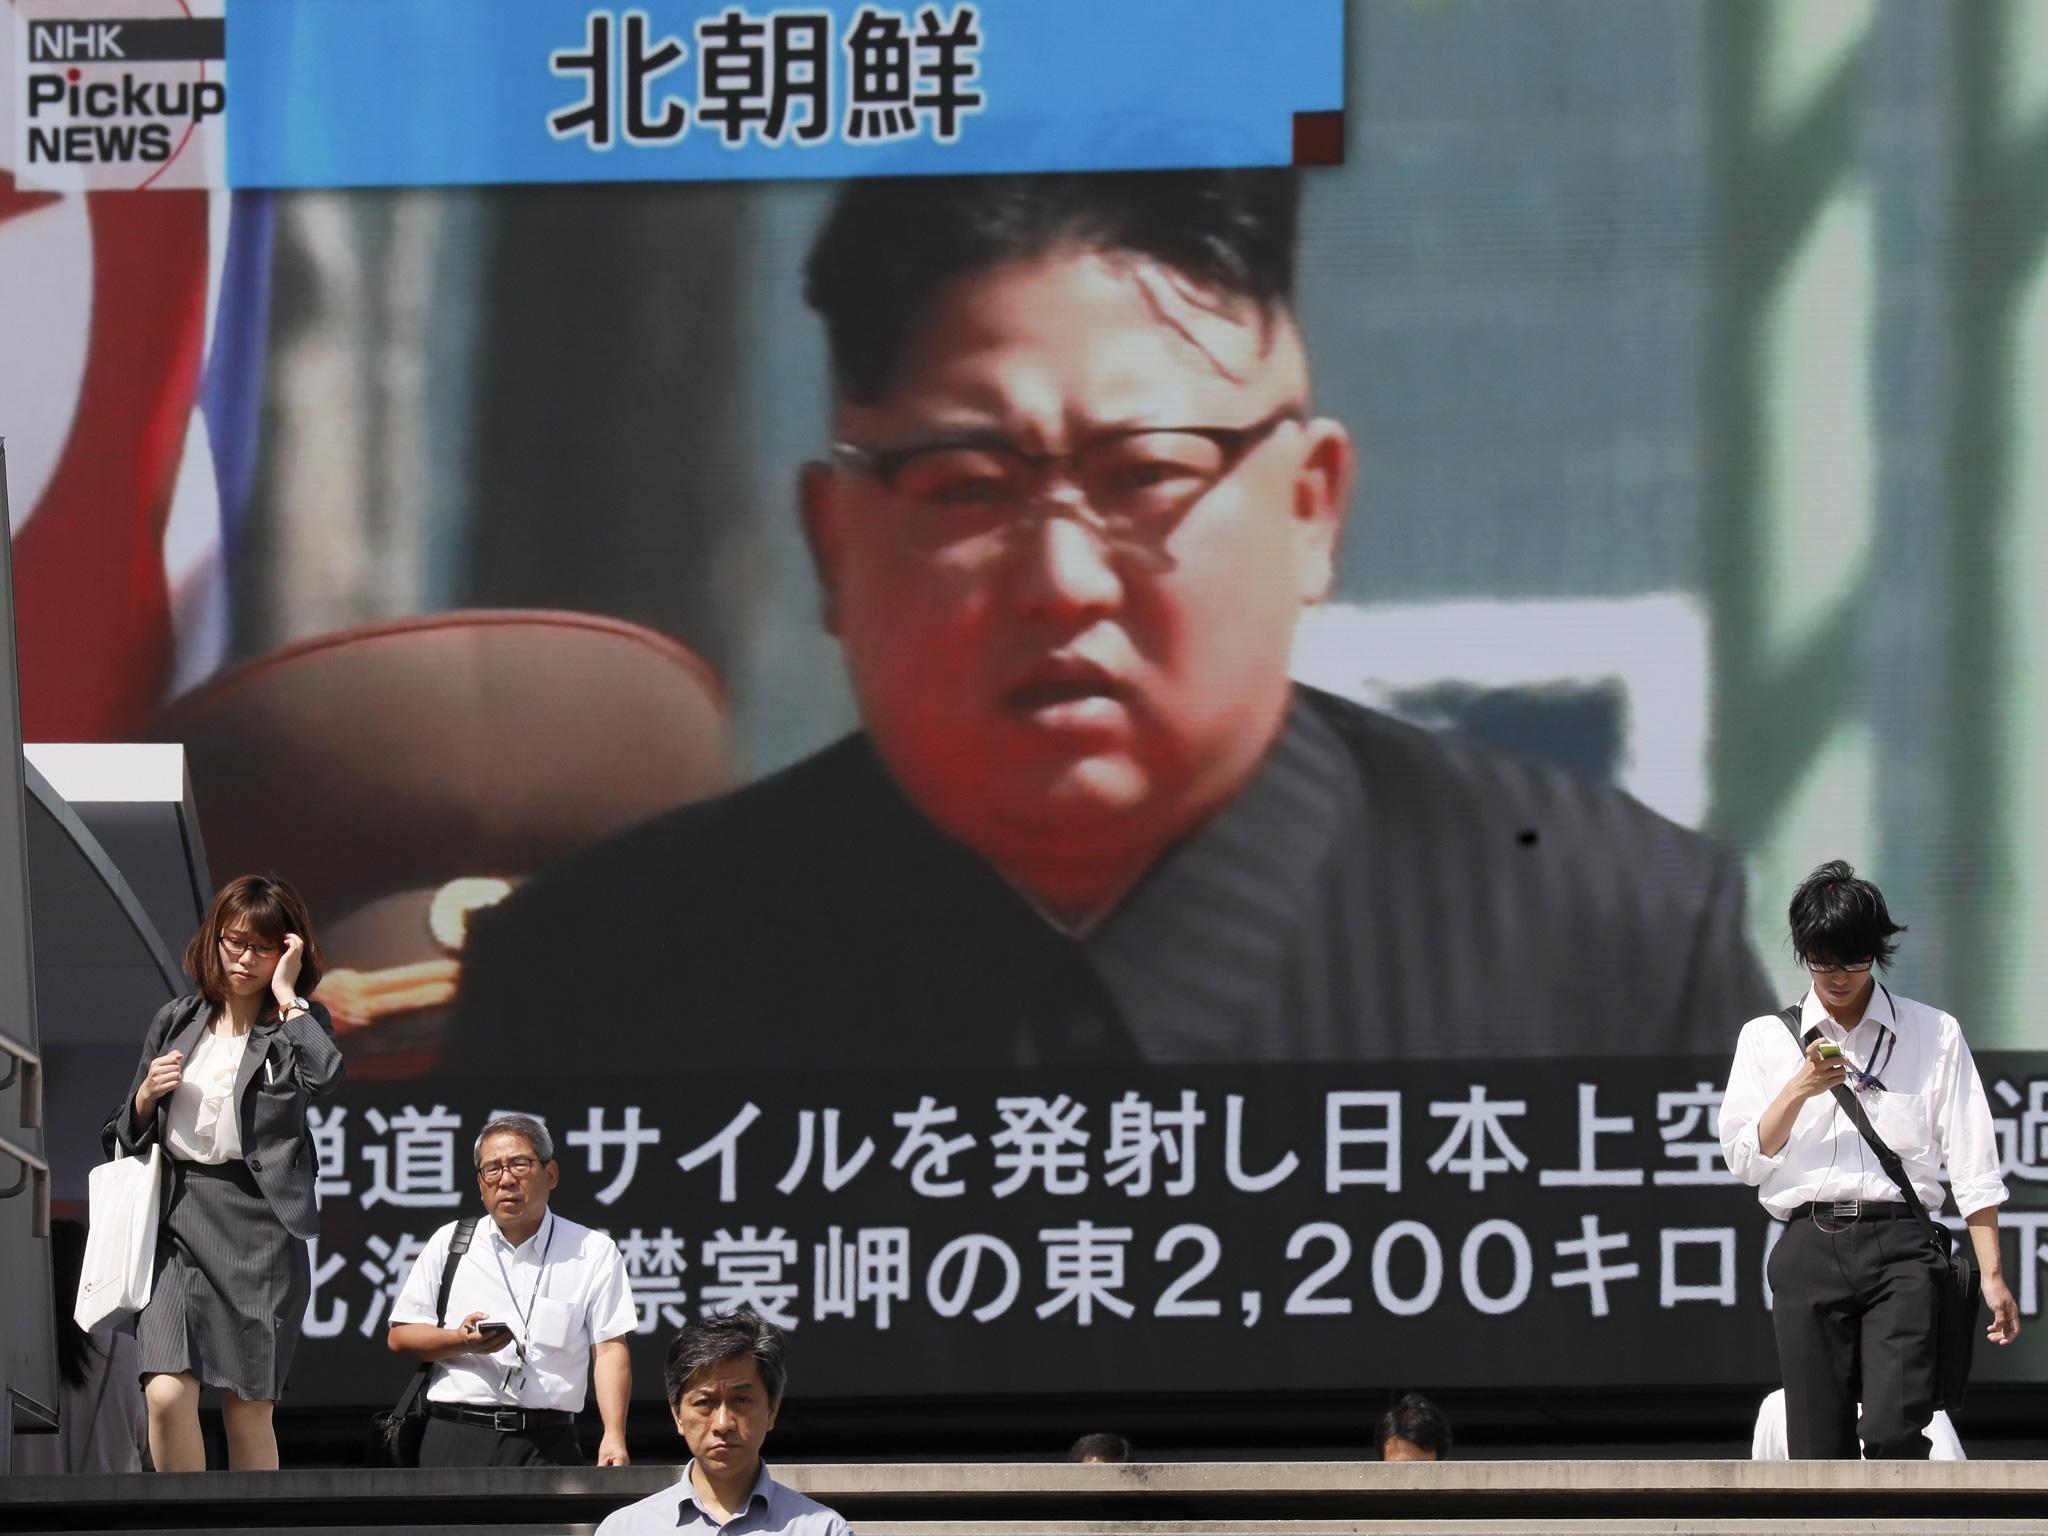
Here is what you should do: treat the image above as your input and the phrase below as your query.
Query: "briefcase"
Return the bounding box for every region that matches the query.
[1936,1232,1981,1411]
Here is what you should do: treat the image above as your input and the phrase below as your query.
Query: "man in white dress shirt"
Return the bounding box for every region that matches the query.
[1718,860,2019,1459]
[387,1113,639,1467]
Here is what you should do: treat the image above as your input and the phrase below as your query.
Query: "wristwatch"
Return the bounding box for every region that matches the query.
[282,997,311,1016]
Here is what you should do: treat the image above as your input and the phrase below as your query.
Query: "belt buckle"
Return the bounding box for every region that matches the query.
[1827,1200,1862,1221]
[493,1409,524,1433]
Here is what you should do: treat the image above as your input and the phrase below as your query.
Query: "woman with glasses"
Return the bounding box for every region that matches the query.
[102,874,344,1471]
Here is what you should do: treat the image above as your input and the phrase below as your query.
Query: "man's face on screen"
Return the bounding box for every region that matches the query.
[804,247,1352,883]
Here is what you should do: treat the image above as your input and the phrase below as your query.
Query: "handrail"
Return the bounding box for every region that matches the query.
[9,1387,58,1434]
[0,1028,42,1128]
[0,1128,50,1237]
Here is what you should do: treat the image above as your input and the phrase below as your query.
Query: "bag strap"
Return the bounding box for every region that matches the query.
[1775,1002,1954,1266]
[398,1214,483,1406]
[434,1216,481,1328]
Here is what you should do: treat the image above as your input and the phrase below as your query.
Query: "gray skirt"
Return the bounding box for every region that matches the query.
[136,1157,309,1402]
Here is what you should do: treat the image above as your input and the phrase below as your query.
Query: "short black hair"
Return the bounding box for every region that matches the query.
[1788,859,1906,969]
[664,1311,788,1410]
[1068,1431,1132,1463]
[805,170,1301,404]
[1377,1392,1452,1459]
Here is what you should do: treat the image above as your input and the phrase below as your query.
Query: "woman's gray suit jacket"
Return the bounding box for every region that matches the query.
[103,994,346,1241]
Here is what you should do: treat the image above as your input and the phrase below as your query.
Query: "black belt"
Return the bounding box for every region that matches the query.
[1788,1200,1915,1223]
[426,1402,574,1433]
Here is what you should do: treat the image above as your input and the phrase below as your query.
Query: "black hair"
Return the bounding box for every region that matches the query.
[664,1310,788,1410]
[1376,1392,1452,1459]
[1788,859,1906,969]
[804,170,1301,404]
[1068,1431,1132,1463]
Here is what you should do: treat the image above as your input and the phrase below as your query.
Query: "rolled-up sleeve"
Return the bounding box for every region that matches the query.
[1935,1016,2009,1218]
[1719,1019,1789,1187]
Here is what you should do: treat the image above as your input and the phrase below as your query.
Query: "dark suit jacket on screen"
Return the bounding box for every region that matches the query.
[103,996,346,1240]
[452,688,1771,1070]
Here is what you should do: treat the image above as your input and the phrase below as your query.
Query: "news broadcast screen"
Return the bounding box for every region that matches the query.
[5,0,2046,1409]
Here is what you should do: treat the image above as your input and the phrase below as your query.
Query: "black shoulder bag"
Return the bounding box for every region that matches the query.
[1777,1005,1981,1410]
[370,1216,480,1466]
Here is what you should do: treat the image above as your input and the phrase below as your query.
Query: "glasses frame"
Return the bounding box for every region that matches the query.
[218,932,280,961]
[828,402,1307,550]
[1804,958,1875,975]
[477,1156,542,1183]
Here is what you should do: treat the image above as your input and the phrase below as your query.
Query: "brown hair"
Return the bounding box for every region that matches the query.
[184,874,325,1005]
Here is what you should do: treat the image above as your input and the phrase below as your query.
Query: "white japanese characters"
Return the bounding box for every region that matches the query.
[293,1075,2048,1342]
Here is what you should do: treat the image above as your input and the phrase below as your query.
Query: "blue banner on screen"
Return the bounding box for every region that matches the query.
[221,0,1346,189]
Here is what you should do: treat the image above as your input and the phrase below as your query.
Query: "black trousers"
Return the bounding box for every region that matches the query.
[1769,1213,1942,1459]
[418,1414,582,1468]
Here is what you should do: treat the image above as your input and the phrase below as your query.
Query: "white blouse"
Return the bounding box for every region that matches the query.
[162,1015,250,1164]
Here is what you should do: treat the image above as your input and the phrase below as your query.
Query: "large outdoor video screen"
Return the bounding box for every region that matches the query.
[6,0,2047,1409]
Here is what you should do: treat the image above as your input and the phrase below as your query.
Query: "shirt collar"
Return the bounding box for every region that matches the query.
[488,1207,555,1257]
[1800,981,1898,1036]
[678,1460,773,1528]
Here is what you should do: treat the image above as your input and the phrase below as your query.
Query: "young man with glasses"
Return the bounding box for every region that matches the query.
[1718,860,2018,1458]
[455,170,1770,1068]
[386,1114,638,1467]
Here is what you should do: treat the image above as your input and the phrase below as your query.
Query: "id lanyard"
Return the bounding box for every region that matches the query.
[1843,990,1899,1091]
[491,1214,555,1398]
[1855,1022,1897,1089]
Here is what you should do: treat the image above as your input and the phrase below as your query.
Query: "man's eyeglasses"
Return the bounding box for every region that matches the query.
[219,933,280,960]
[829,403,1305,557]
[477,1156,540,1182]
[1805,958,1874,975]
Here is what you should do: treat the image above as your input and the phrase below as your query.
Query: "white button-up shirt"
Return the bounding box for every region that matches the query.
[388,1208,639,1412]
[162,1016,247,1163]
[1718,985,2009,1220]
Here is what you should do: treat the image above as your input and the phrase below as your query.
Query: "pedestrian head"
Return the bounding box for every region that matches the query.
[1788,859,1906,971]
[665,1311,788,1480]
[473,1113,559,1236]
[185,873,323,1005]
[1068,1431,1132,1463]
[1377,1392,1452,1461]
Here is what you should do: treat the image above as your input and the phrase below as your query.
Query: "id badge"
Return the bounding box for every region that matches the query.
[529,1296,573,1350]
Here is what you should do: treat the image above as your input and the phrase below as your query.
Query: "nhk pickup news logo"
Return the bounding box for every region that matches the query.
[8,0,228,190]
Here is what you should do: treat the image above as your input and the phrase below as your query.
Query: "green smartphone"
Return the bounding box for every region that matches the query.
[1815,1041,1843,1060]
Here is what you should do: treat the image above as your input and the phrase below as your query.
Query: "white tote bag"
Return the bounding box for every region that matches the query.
[74,1145,164,1331]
